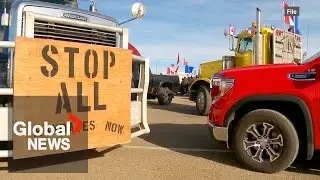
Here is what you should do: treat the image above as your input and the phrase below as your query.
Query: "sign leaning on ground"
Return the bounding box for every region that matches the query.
[12,37,132,159]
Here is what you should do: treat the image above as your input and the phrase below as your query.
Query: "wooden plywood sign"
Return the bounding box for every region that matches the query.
[12,37,132,159]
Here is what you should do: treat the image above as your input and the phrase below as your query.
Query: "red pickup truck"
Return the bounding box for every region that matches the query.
[208,53,320,173]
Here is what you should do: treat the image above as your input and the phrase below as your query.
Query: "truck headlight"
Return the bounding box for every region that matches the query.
[210,77,234,99]
[210,77,220,88]
[220,78,234,97]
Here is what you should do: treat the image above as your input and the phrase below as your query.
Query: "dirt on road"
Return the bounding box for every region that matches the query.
[0,96,319,180]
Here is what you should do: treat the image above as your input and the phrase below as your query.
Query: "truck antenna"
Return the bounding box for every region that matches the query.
[306,24,309,57]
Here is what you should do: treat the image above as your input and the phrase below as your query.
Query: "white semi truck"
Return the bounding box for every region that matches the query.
[0,0,150,158]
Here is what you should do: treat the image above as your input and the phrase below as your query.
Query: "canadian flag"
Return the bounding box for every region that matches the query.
[166,67,170,74]
[183,58,188,66]
[169,64,179,74]
[173,64,179,72]
[283,1,294,26]
[228,25,236,36]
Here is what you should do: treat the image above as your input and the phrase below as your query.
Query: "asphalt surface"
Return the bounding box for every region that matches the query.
[0,96,319,179]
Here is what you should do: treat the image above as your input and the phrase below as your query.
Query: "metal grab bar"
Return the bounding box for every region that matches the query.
[0,41,15,48]
[131,88,143,93]
[131,55,150,138]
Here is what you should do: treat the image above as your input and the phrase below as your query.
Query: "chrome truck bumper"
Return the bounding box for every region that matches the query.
[207,121,228,142]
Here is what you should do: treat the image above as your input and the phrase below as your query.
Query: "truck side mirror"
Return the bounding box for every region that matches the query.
[228,35,235,52]
[131,2,146,19]
[229,36,235,52]
[120,2,146,25]
[224,29,235,52]
[224,29,228,37]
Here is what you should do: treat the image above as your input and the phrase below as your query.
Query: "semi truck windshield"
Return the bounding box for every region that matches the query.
[238,37,253,53]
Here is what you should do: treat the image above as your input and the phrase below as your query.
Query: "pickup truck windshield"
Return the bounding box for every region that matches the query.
[302,51,320,64]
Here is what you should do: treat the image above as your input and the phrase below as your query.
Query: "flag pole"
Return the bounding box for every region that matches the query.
[292,1,296,63]
[293,0,295,34]
[282,0,285,31]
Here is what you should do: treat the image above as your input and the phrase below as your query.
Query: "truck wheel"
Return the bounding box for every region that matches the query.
[196,85,211,116]
[232,109,299,173]
[157,87,173,105]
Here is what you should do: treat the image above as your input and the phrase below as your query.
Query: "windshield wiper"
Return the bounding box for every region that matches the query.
[293,59,301,65]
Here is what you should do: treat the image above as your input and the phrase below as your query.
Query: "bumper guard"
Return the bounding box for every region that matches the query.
[208,121,228,142]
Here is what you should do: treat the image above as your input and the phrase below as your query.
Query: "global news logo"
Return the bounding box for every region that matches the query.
[13,113,82,151]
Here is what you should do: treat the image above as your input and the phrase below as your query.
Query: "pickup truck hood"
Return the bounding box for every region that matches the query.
[215,63,317,98]
[217,63,307,79]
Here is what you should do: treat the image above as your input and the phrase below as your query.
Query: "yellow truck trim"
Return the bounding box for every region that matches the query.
[189,78,210,91]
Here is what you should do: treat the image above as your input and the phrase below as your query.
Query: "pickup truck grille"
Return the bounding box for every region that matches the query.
[33,20,117,47]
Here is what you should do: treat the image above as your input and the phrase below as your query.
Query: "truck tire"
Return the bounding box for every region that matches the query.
[196,85,211,116]
[157,87,173,105]
[232,109,299,173]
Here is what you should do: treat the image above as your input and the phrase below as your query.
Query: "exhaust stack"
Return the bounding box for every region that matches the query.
[254,8,263,65]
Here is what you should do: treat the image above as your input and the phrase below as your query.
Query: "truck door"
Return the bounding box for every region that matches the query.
[235,37,253,67]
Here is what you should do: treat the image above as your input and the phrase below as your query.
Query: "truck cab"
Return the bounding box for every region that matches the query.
[131,44,180,105]
[189,8,302,116]
[207,9,313,174]
[234,24,301,66]
[0,0,150,158]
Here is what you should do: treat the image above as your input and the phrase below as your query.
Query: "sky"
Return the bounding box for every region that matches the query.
[78,0,320,74]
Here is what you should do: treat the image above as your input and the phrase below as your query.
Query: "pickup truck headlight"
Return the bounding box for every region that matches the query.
[220,78,234,97]
[210,77,234,98]
[210,77,220,88]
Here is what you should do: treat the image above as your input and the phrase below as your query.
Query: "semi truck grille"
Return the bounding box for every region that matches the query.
[33,20,117,47]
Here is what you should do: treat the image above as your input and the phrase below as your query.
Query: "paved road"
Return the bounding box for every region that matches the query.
[0,96,319,179]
